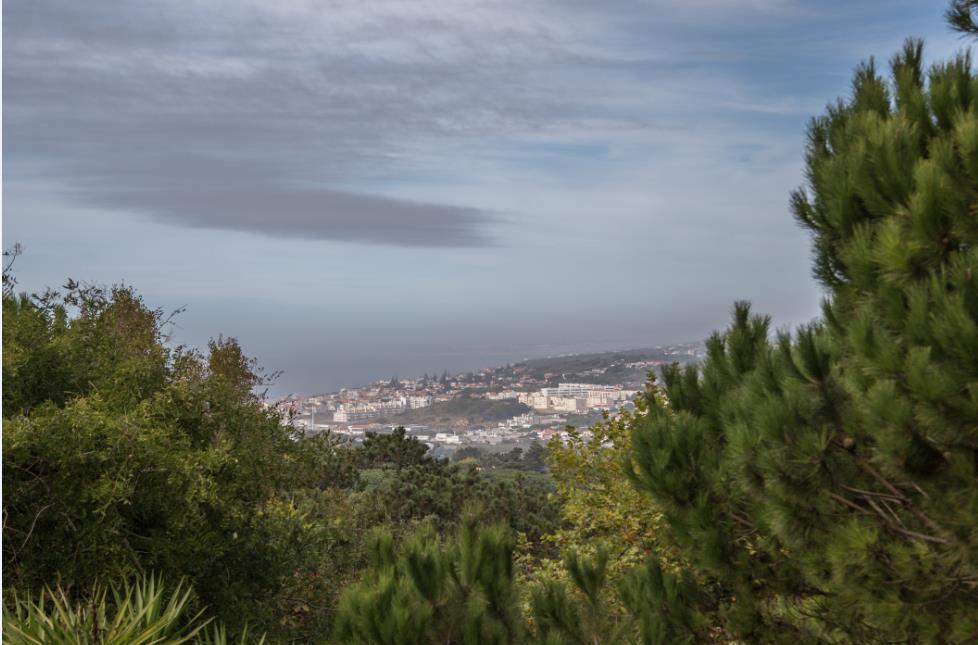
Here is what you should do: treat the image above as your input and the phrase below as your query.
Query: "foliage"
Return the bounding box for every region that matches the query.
[354,458,559,544]
[3,243,23,297]
[0,277,557,641]
[2,575,264,645]
[531,408,669,588]
[478,468,552,488]
[530,546,622,644]
[626,39,978,642]
[333,514,523,644]
[453,442,549,473]
[357,427,433,470]
[529,546,703,645]
[377,396,530,426]
[2,282,355,640]
[948,0,978,35]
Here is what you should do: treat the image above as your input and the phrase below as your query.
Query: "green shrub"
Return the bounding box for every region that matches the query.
[2,575,263,645]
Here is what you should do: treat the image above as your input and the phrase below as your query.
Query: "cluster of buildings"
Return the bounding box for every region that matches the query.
[498,412,565,429]
[332,395,432,422]
[319,414,579,449]
[272,377,443,430]
[518,383,636,414]
[275,378,640,445]
[269,345,705,450]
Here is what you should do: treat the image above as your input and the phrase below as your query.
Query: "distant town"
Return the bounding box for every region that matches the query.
[270,342,705,456]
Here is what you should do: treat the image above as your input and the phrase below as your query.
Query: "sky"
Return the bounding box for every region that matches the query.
[2,0,964,395]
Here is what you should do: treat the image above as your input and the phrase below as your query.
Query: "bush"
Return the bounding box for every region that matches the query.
[2,283,354,639]
[2,575,263,645]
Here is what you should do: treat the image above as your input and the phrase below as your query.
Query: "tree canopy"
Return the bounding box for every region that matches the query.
[627,38,978,642]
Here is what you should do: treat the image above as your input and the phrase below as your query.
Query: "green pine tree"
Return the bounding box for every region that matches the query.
[948,0,978,35]
[529,546,704,644]
[334,513,523,644]
[626,38,978,642]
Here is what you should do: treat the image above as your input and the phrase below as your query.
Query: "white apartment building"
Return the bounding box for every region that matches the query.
[519,383,635,413]
[585,390,635,408]
[551,383,617,396]
[547,396,588,413]
[486,390,521,400]
[333,400,408,422]
[407,395,433,409]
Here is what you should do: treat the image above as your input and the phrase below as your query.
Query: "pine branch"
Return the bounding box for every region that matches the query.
[947,0,978,35]
[850,457,959,547]
[827,492,950,545]
[840,485,906,504]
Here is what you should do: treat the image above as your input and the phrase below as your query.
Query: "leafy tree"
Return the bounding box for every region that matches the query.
[3,242,23,297]
[453,446,483,463]
[532,411,669,590]
[626,39,978,642]
[356,453,559,545]
[288,429,361,491]
[3,283,169,415]
[2,282,355,639]
[457,443,550,473]
[357,427,433,470]
[523,441,548,473]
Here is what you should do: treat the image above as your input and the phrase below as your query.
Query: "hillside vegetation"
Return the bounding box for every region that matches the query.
[378,396,530,427]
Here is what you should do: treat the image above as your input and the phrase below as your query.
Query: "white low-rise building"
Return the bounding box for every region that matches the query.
[520,383,636,412]
[333,399,409,422]
[408,395,433,409]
